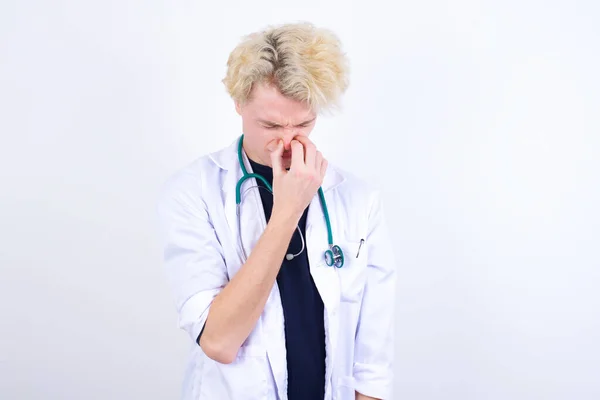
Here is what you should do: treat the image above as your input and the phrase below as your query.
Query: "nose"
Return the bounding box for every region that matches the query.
[281,129,298,151]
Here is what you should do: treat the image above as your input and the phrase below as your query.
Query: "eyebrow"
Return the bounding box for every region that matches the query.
[257,117,316,127]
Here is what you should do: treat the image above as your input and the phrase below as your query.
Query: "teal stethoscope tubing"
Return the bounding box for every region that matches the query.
[235,134,344,268]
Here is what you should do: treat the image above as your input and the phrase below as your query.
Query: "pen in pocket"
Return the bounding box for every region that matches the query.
[356,239,365,258]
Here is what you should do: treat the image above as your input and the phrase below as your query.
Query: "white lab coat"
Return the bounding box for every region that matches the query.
[157,138,396,400]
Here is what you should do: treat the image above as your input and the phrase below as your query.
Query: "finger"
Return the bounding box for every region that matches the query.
[305,141,317,168]
[295,136,316,166]
[270,140,285,175]
[315,151,323,171]
[290,140,305,169]
[294,135,314,147]
[320,157,328,180]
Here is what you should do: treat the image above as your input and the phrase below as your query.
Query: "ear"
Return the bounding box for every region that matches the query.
[235,101,242,115]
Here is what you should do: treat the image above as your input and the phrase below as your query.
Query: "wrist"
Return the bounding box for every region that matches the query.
[270,208,300,232]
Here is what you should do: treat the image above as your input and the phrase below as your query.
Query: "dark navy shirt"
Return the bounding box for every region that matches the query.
[249,158,326,400]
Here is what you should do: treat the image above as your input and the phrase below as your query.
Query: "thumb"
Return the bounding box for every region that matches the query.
[270,140,285,175]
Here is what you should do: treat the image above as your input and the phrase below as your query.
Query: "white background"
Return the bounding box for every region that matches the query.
[1,0,599,399]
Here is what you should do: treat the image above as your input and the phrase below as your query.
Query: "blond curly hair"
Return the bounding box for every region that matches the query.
[222,22,350,113]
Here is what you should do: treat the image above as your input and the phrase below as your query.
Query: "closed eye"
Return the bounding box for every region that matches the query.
[259,119,314,129]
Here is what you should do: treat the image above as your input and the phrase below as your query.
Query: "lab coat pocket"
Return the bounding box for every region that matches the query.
[337,239,368,303]
[199,344,269,400]
[335,376,356,400]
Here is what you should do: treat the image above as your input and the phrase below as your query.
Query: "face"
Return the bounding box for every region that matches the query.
[235,82,317,169]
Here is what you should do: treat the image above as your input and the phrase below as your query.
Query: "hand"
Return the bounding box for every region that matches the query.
[268,136,328,222]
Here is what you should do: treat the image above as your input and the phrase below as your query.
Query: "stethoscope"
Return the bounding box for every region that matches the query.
[235,134,345,268]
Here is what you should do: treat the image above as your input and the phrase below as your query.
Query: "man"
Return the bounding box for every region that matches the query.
[157,22,396,400]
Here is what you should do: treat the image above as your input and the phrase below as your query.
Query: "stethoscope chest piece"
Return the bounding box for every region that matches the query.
[324,244,344,268]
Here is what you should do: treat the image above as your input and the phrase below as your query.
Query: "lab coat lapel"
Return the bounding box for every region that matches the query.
[306,169,345,397]
[306,195,341,311]
[216,139,288,399]
[219,139,267,270]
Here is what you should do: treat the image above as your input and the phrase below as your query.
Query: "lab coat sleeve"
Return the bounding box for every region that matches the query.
[353,191,397,399]
[157,170,229,345]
